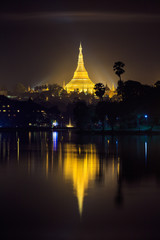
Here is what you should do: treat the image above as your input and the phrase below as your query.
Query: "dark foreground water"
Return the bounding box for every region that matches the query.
[0,131,160,240]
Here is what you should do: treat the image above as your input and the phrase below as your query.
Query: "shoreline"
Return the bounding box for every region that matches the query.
[0,127,160,135]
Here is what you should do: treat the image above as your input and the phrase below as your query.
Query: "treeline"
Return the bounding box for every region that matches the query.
[1,79,160,130]
[70,80,160,131]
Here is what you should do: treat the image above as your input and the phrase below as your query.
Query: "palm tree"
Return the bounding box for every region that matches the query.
[113,61,125,81]
[94,83,106,101]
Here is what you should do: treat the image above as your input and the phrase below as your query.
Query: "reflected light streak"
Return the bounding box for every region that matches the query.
[17,138,20,162]
[51,141,53,170]
[46,150,49,177]
[29,132,31,144]
[117,157,120,178]
[58,142,62,169]
[145,141,148,166]
[3,141,6,160]
[68,131,72,141]
[62,144,99,216]
[52,132,58,151]
[112,158,115,176]
[28,159,31,174]
[45,142,49,177]
[7,142,10,161]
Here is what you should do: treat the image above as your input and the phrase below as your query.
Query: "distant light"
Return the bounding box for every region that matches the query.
[52,120,58,127]
[144,115,148,118]
[66,118,74,128]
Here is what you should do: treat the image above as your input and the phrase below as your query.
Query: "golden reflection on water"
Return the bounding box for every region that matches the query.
[45,142,49,177]
[0,132,122,217]
[117,157,120,178]
[59,143,100,216]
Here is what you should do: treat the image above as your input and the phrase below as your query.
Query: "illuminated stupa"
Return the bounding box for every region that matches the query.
[65,43,95,94]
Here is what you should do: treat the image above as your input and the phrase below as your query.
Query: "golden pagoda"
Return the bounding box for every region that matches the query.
[65,43,95,94]
[108,84,117,98]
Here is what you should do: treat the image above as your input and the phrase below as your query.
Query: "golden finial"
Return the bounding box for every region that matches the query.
[79,42,82,52]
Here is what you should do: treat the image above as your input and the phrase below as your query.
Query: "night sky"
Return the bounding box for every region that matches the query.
[0,0,160,89]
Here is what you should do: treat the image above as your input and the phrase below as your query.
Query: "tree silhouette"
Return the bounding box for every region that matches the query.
[14,83,26,95]
[154,81,160,88]
[113,61,125,81]
[94,83,106,101]
[73,101,90,130]
[117,80,124,97]
[48,84,63,97]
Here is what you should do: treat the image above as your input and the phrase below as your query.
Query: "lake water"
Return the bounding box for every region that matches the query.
[0,131,160,239]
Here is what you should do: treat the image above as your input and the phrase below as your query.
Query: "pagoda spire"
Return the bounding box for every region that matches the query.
[78,42,84,65]
[79,42,82,52]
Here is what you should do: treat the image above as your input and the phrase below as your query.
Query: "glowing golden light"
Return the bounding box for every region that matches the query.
[117,157,120,178]
[66,118,74,128]
[108,84,117,98]
[60,143,99,216]
[65,43,95,94]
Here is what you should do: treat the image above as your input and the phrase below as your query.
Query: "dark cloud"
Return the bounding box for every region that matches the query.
[1,12,160,22]
[1,0,160,14]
